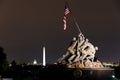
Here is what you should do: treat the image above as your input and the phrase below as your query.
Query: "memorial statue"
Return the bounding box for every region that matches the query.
[57,33,103,68]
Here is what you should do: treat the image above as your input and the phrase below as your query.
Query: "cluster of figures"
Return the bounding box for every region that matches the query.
[57,33,103,68]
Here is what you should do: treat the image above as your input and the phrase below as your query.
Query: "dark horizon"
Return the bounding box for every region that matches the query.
[0,0,120,64]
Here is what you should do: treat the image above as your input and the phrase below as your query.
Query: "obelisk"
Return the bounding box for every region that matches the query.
[43,46,46,66]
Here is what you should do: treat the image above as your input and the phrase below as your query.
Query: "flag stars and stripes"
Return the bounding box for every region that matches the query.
[63,6,70,30]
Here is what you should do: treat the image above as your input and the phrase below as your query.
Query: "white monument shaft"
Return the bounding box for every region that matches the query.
[43,46,46,66]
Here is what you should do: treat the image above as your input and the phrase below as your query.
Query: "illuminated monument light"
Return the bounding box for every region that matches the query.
[43,46,46,66]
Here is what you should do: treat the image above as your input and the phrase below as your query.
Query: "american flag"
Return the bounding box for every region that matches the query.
[63,6,70,30]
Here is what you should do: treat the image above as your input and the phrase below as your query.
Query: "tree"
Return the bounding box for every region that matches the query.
[11,60,17,67]
[0,47,9,73]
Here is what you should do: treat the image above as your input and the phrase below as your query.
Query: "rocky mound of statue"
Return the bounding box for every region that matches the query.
[57,33,104,68]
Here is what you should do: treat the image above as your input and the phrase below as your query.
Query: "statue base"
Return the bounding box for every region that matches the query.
[66,59,104,68]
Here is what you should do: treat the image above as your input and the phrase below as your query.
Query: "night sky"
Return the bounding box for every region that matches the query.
[0,0,120,64]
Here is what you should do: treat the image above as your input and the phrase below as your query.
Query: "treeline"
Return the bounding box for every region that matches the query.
[0,47,9,74]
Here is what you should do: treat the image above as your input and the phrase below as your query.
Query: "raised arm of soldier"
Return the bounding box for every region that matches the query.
[73,33,85,62]
[77,33,85,48]
[67,37,77,54]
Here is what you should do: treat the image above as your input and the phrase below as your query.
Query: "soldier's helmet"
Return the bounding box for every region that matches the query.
[73,37,76,41]
[95,46,98,51]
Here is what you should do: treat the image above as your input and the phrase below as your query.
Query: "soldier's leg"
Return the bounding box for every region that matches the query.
[68,54,76,64]
[80,54,87,64]
[73,52,80,62]
[87,54,94,62]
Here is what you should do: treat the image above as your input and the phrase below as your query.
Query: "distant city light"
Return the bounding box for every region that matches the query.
[33,59,37,65]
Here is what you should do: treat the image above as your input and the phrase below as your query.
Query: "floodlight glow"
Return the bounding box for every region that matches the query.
[112,75,115,78]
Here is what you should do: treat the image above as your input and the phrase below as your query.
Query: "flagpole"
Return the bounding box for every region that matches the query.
[65,1,82,34]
